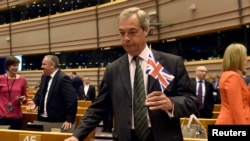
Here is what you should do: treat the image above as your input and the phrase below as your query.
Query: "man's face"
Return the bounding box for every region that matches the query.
[118,14,148,56]
[196,67,208,80]
[83,77,89,85]
[41,57,54,76]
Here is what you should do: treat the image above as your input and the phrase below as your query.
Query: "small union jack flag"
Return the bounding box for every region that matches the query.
[146,51,175,91]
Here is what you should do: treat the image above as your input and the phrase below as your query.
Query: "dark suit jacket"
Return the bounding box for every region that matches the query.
[72,76,83,97]
[212,79,221,104]
[190,78,215,118]
[73,50,197,141]
[78,85,96,102]
[243,76,250,85]
[33,69,77,123]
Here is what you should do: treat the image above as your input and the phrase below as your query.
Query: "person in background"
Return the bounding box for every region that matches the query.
[216,43,250,124]
[65,7,197,141]
[190,66,215,118]
[71,72,83,99]
[211,73,221,104]
[26,55,77,131]
[242,70,250,85]
[78,76,96,102]
[0,55,27,129]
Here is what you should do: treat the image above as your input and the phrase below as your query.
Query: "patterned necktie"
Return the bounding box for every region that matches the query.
[133,56,149,141]
[197,80,203,109]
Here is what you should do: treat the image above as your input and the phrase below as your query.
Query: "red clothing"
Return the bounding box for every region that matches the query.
[0,74,27,118]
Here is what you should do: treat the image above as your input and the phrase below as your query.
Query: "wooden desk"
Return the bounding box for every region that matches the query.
[0,129,94,141]
[22,112,38,130]
[0,129,72,141]
[213,104,221,112]
[0,129,95,141]
[21,113,94,141]
[212,111,220,119]
[77,107,88,115]
[22,112,84,130]
[78,100,92,107]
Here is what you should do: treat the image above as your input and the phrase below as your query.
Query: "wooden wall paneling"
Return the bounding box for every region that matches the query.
[241,0,250,25]
[7,0,32,7]
[185,59,223,78]
[50,7,98,52]
[0,0,7,10]
[11,17,50,55]
[1,0,250,53]
[158,0,242,39]
[20,57,250,88]
[20,70,43,87]
[0,24,10,56]
[0,0,33,11]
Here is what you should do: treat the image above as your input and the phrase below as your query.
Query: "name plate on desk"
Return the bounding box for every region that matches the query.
[19,134,41,141]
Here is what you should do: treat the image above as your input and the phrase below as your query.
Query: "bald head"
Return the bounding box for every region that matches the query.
[195,66,208,80]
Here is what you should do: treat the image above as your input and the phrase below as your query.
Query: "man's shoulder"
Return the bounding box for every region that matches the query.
[152,49,180,58]
[106,54,128,68]
[55,70,71,80]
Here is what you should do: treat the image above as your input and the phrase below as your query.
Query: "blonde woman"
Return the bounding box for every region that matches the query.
[216,43,250,124]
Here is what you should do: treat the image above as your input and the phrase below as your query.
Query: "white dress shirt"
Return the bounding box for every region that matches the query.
[41,69,58,117]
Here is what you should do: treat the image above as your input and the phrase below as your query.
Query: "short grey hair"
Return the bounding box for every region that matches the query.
[118,7,150,30]
[45,55,59,68]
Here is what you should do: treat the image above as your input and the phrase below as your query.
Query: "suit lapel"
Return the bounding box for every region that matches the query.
[41,76,47,94]
[47,70,59,101]
[147,50,162,92]
[147,76,159,93]
[119,55,132,99]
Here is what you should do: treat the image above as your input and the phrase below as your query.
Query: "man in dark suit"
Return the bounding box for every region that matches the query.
[78,76,96,102]
[190,66,215,118]
[27,55,77,131]
[211,73,221,104]
[65,7,197,141]
[71,71,83,99]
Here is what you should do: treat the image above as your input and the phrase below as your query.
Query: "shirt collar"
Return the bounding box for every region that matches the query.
[196,77,203,82]
[49,69,59,78]
[128,45,150,63]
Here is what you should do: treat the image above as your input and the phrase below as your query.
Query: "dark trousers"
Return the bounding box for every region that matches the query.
[0,117,22,129]
[102,112,113,132]
[130,128,155,141]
